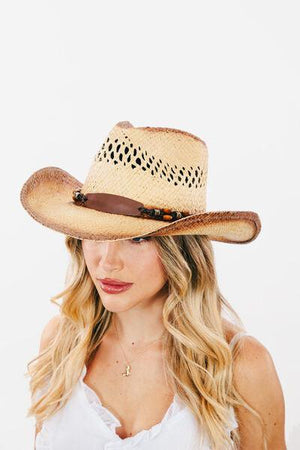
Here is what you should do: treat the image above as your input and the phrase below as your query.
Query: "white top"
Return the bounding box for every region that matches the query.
[35,331,249,449]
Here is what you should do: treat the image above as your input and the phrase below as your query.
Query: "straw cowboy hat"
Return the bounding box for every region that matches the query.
[19,121,261,244]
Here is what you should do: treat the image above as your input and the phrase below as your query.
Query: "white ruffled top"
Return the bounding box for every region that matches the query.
[35,333,247,449]
[80,364,191,446]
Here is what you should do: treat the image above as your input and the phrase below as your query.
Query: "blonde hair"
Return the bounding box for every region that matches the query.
[26,234,267,450]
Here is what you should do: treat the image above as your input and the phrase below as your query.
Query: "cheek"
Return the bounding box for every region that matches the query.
[82,247,98,277]
[132,252,167,290]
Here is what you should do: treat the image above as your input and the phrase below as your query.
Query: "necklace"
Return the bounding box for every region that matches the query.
[113,320,167,376]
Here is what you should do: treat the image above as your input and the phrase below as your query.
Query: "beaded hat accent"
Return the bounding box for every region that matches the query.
[19,121,261,244]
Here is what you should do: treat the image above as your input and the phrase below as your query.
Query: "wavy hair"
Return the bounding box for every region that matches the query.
[26,234,267,450]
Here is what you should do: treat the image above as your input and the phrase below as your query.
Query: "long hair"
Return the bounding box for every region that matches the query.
[26,234,267,450]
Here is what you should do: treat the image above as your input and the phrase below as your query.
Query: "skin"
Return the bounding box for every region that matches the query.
[81,236,169,343]
[34,237,287,448]
[232,336,287,449]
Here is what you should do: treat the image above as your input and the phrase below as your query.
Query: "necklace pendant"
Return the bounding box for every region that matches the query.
[122,364,131,377]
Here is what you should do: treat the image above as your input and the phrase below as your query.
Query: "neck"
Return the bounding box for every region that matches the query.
[109,300,167,346]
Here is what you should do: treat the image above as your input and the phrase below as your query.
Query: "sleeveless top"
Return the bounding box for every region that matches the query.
[35,331,250,450]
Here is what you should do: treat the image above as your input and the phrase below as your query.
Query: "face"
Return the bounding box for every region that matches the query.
[81,236,169,312]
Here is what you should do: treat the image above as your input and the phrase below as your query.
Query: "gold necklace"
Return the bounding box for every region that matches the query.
[113,320,166,376]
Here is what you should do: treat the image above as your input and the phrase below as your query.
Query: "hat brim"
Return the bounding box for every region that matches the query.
[20,167,261,244]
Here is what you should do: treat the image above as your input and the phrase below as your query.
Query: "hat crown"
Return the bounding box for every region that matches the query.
[81,121,208,214]
[20,120,261,243]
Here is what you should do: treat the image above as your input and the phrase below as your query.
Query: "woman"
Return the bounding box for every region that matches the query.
[20,121,286,449]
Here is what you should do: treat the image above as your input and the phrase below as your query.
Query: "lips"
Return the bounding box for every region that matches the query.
[98,279,133,294]
[99,278,132,286]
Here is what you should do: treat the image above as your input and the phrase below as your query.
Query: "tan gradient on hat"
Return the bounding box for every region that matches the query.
[20,166,261,244]
[20,121,262,244]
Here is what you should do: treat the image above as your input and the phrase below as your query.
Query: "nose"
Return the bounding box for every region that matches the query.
[98,240,123,272]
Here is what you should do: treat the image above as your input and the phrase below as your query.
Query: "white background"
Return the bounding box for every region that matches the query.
[1,1,299,448]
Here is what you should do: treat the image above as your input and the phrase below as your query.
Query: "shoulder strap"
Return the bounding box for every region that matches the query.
[228,331,250,350]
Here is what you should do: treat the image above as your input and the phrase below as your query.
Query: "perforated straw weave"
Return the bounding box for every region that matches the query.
[19,120,261,244]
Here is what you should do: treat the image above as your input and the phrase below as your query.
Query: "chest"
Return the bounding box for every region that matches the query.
[83,341,176,439]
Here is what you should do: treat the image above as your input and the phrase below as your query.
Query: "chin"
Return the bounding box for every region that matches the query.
[100,297,136,313]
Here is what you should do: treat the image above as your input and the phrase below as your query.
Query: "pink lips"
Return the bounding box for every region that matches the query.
[99,280,133,294]
[99,278,132,286]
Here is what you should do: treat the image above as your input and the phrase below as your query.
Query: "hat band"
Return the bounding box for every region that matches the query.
[72,188,191,222]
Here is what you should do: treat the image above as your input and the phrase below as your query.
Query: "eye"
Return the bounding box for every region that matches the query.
[131,236,151,244]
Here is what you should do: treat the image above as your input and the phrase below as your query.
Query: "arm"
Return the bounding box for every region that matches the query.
[232,336,287,449]
[34,314,61,449]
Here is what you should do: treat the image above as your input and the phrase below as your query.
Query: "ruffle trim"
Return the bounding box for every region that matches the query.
[80,364,188,446]
[36,363,238,449]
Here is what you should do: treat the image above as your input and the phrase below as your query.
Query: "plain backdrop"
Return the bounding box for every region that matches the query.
[1,1,299,449]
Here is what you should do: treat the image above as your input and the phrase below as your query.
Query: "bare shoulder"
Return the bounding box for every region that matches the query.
[232,334,287,449]
[39,313,62,352]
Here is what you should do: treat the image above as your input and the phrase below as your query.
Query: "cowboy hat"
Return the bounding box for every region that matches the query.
[19,121,261,244]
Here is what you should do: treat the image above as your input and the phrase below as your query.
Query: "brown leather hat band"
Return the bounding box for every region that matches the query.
[72,188,191,222]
